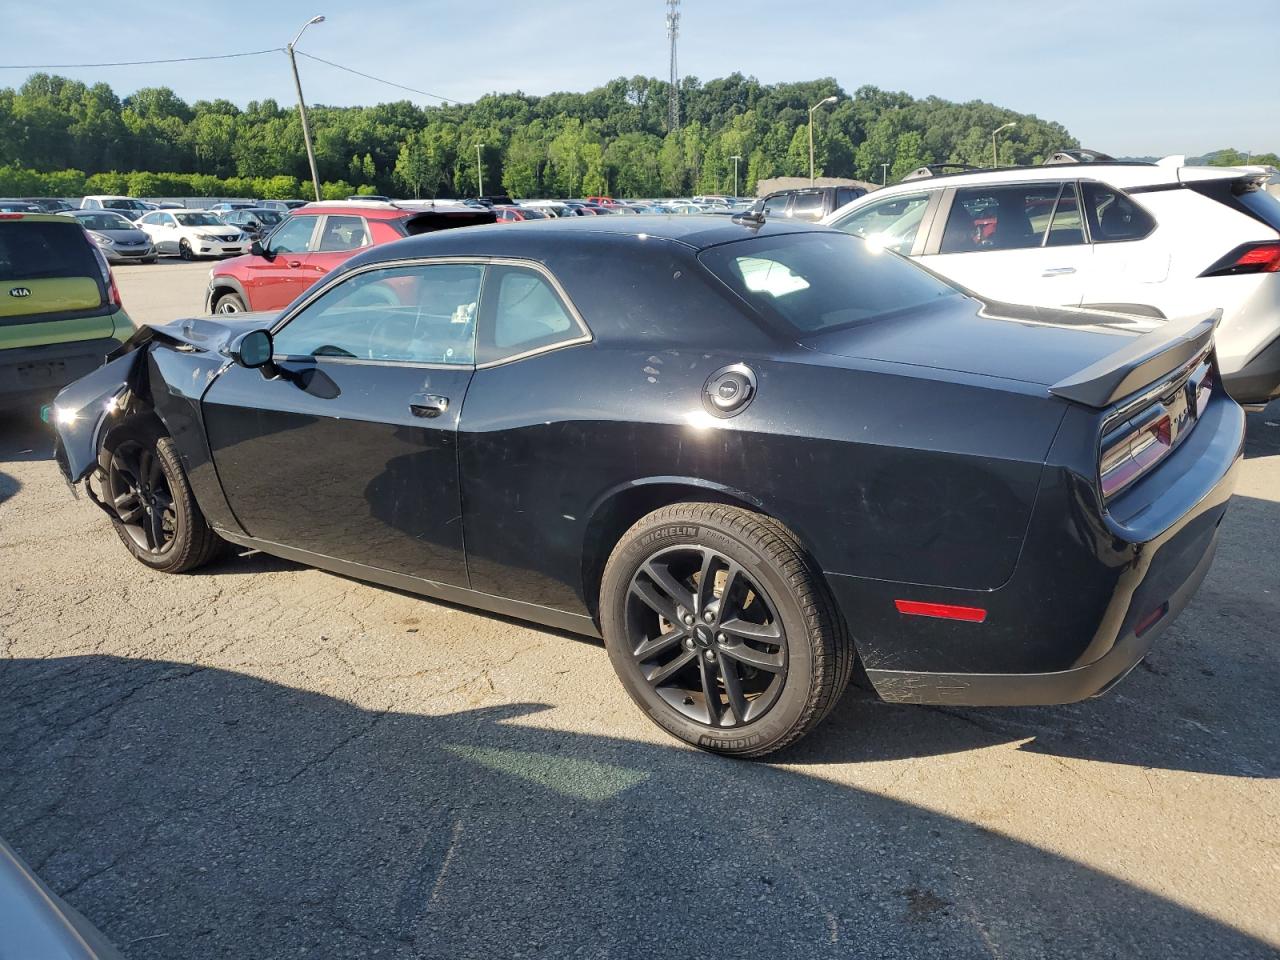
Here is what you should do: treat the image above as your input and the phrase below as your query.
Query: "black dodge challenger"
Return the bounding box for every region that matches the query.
[51,216,1244,757]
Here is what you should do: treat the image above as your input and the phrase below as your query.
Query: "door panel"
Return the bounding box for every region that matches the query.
[919,182,1090,307]
[243,215,320,311]
[202,360,473,585]
[201,258,485,586]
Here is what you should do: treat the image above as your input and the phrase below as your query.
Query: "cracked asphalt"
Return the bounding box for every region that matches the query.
[1,260,1278,958]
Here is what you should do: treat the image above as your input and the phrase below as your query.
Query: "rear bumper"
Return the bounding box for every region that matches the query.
[863,521,1220,705]
[0,337,125,409]
[829,389,1243,707]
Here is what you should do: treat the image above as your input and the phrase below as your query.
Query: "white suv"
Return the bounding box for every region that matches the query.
[823,159,1280,405]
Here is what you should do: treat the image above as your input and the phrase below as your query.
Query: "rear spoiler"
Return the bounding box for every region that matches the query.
[1049,309,1220,408]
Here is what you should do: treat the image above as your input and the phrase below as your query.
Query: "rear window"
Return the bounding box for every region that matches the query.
[1236,183,1280,232]
[0,221,100,281]
[700,232,961,335]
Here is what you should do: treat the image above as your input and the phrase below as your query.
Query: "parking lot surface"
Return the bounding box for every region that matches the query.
[1,264,1278,958]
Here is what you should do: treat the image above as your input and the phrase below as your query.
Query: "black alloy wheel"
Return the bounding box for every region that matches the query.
[107,440,177,556]
[601,503,854,758]
[626,545,787,727]
[179,239,194,261]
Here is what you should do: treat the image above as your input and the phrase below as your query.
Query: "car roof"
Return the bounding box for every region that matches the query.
[292,201,418,218]
[372,213,828,258]
[867,161,1247,196]
[0,212,77,223]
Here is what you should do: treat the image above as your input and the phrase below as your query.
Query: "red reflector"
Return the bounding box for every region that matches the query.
[1134,602,1169,638]
[894,600,988,623]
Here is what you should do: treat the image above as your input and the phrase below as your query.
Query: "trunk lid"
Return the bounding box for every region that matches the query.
[1,217,107,322]
[801,296,1165,391]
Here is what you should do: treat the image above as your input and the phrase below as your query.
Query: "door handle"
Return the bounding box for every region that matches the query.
[1042,266,1076,277]
[287,260,302,269]
[409,394,449,418]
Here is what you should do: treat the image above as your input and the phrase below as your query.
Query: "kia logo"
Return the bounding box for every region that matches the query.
[9,287,31,298]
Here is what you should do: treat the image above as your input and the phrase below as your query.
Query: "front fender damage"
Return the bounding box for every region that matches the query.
[48,326,158,487]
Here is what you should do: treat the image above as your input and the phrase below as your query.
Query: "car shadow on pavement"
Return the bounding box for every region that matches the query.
[0,469,20,506]
[1244,403,1280,459]
[1,654,1275,960]
[0,409,53,463]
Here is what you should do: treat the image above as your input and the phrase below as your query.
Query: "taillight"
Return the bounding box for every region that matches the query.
[1100,407,1173,498]
[1099,356,1213,501]
[87,239,123,308]
[1200,241,1280,277]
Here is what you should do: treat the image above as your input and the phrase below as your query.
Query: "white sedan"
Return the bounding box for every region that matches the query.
[136,210,250,260]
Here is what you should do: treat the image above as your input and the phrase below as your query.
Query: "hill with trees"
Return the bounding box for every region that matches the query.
[0,72,1081,199]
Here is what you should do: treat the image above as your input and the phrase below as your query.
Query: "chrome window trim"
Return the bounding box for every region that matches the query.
[269,255,594,370]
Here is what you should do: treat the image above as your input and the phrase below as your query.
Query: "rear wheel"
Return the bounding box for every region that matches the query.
[600,503,854,758]
[213,292,246,314]
[104,434,222,573]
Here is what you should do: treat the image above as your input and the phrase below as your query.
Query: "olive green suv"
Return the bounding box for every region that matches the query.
[0,213,132,411]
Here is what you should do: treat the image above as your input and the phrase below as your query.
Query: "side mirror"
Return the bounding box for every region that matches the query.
[250,240,266,257]
[231,329,274,371]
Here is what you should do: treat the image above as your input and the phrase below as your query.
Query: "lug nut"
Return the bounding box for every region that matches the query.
[704,650,716,661]
[704,611,715,622]
[716,633,727,643]
[684,637,695,650]
[683,614,695,626]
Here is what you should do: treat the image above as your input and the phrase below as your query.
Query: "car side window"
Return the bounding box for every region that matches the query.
[940,182,1069,253]
[317,215,371,252]
[272,263,483,365]
[476,265,584,364]
[1046,183,1086,247]
[267,215,318,255]
[789,193,825,220]
[762,194,791,217]
[830,192,932,255]
[1081,182,1156,242]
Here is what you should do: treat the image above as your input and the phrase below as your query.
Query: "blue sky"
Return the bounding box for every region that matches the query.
[4,0,1271,155]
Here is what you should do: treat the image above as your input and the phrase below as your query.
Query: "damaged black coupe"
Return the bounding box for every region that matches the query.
[51,217,1243,757]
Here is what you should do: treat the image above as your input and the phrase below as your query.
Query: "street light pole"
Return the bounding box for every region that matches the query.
[991,121,1016,169]
[808,95,838,185]
[287,15,325,202]
[730,154,743,198]
[475,143,485,197]
[881,162,890,186]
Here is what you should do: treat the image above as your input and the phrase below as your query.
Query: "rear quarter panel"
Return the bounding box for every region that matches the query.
[459,324,1068,618]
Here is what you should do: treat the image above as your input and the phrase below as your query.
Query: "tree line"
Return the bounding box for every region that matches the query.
[2,71,1091,199]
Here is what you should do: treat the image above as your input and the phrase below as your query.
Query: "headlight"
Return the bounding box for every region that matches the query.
[89,232,114,246]
[195,233,218,242]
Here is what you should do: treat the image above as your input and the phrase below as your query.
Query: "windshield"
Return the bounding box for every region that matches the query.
[104,199,147,211]
[699,231,962,335]
[174,212,225,227]
[252,210,283,224]
[75,212,133,230]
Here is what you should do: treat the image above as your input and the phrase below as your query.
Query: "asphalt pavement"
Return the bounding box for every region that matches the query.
[0,261,1277,959]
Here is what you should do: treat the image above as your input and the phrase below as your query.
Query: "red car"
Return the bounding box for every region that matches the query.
[205,203,493,314]
[585,195,616,206]
[493,205,550,223]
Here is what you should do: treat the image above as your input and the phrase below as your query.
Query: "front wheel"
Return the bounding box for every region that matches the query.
[178,239,194,261]
[213,292,246,314]
[600,503,854,758]
[104,433,223,573]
